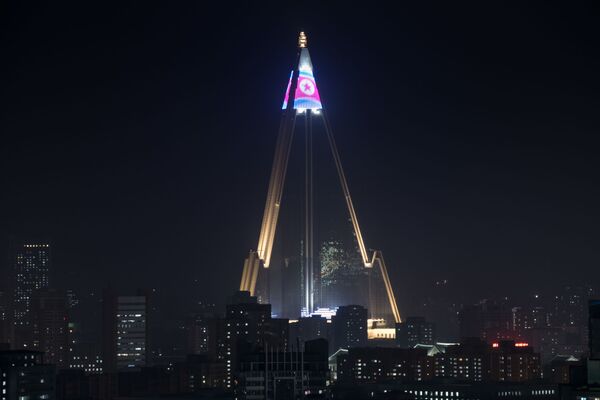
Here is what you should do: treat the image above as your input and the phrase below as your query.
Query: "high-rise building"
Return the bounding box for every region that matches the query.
[512,306,549,336]
[459,300,513,342]
[66,290,79,309]
[184,302,218,357]
[331,305,367,351]
[548,286,593,357]
[68,342,103,374]
[588,299,600,359]
[396,317,436,348]
[225,291,272,346]
[0,290,11,346]
[0,350,56,400]
[178,292,293,391]
[237,338,329,399]
[11,242,51,347]
[238,33,401,327]
[30,288,68,368]
[525,326,580,364]
[551,285,594,328]
[588,299,600,385]
[186,314,218,357]
[102,290,149,372]
[291,315,329,345]
[220,291,289,389]
[67,321,103,373]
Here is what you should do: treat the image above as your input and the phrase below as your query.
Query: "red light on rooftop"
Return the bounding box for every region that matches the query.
[492,342,499,348]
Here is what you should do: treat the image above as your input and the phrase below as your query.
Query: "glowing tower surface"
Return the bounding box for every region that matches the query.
[281,48,322,110]
[239,32,401,326]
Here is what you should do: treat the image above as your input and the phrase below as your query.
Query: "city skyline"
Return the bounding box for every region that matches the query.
[2,3,600,316]
[3,4,600,399]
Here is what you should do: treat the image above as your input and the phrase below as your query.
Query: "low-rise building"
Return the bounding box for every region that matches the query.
[336,347,433,384]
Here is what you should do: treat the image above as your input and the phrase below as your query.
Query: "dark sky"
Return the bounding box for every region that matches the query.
[2,2,600,314]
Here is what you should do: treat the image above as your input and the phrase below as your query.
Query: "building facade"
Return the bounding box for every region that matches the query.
[332,381,560,400]
[30,289,68,368]
[238,339,329,400]
[589,299,600,360]
[220,291,289,389]
[336,347,434,383]
[396,317,435,348]
[331,305,367,351]
[102,290,149,372]
[0,350,55,400]
[12,242,51,348]
[459,300,514,343]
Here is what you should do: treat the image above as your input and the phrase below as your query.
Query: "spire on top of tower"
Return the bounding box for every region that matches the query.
[298,31,308,48]
[282,32,322,110]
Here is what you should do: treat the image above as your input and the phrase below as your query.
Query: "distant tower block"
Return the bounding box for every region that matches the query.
[239,32,401,326]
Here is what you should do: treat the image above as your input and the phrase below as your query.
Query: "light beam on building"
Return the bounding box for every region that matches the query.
[239,32,401,325]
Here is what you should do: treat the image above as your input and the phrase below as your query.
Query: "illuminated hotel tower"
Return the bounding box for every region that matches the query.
[239,33,401,326]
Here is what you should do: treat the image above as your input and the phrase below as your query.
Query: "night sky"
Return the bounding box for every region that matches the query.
[2,2,600,315]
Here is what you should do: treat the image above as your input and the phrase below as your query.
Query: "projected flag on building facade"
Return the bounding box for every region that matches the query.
[282,48,323,110]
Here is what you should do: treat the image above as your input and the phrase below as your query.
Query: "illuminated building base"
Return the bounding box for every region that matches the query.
[368,318,396,340]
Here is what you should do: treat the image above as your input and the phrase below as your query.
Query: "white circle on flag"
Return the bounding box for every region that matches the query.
[299,78,315,95]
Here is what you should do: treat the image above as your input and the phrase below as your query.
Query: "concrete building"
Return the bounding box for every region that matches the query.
[488,340,541,382]
[30,289,68,369]
[336,347,433,383]
[459,300,513,342]
[220,291,289,389]
[589,299,600,360]
[331,381,560,400]
[12,242,51,348]
[331,305,367,351]
[396,317,435,348]
[238,338,329,399]
[102,290,149,372]
[0,350,55,400]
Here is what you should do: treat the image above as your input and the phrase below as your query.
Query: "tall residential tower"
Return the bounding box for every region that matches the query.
[11,241,51,348]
